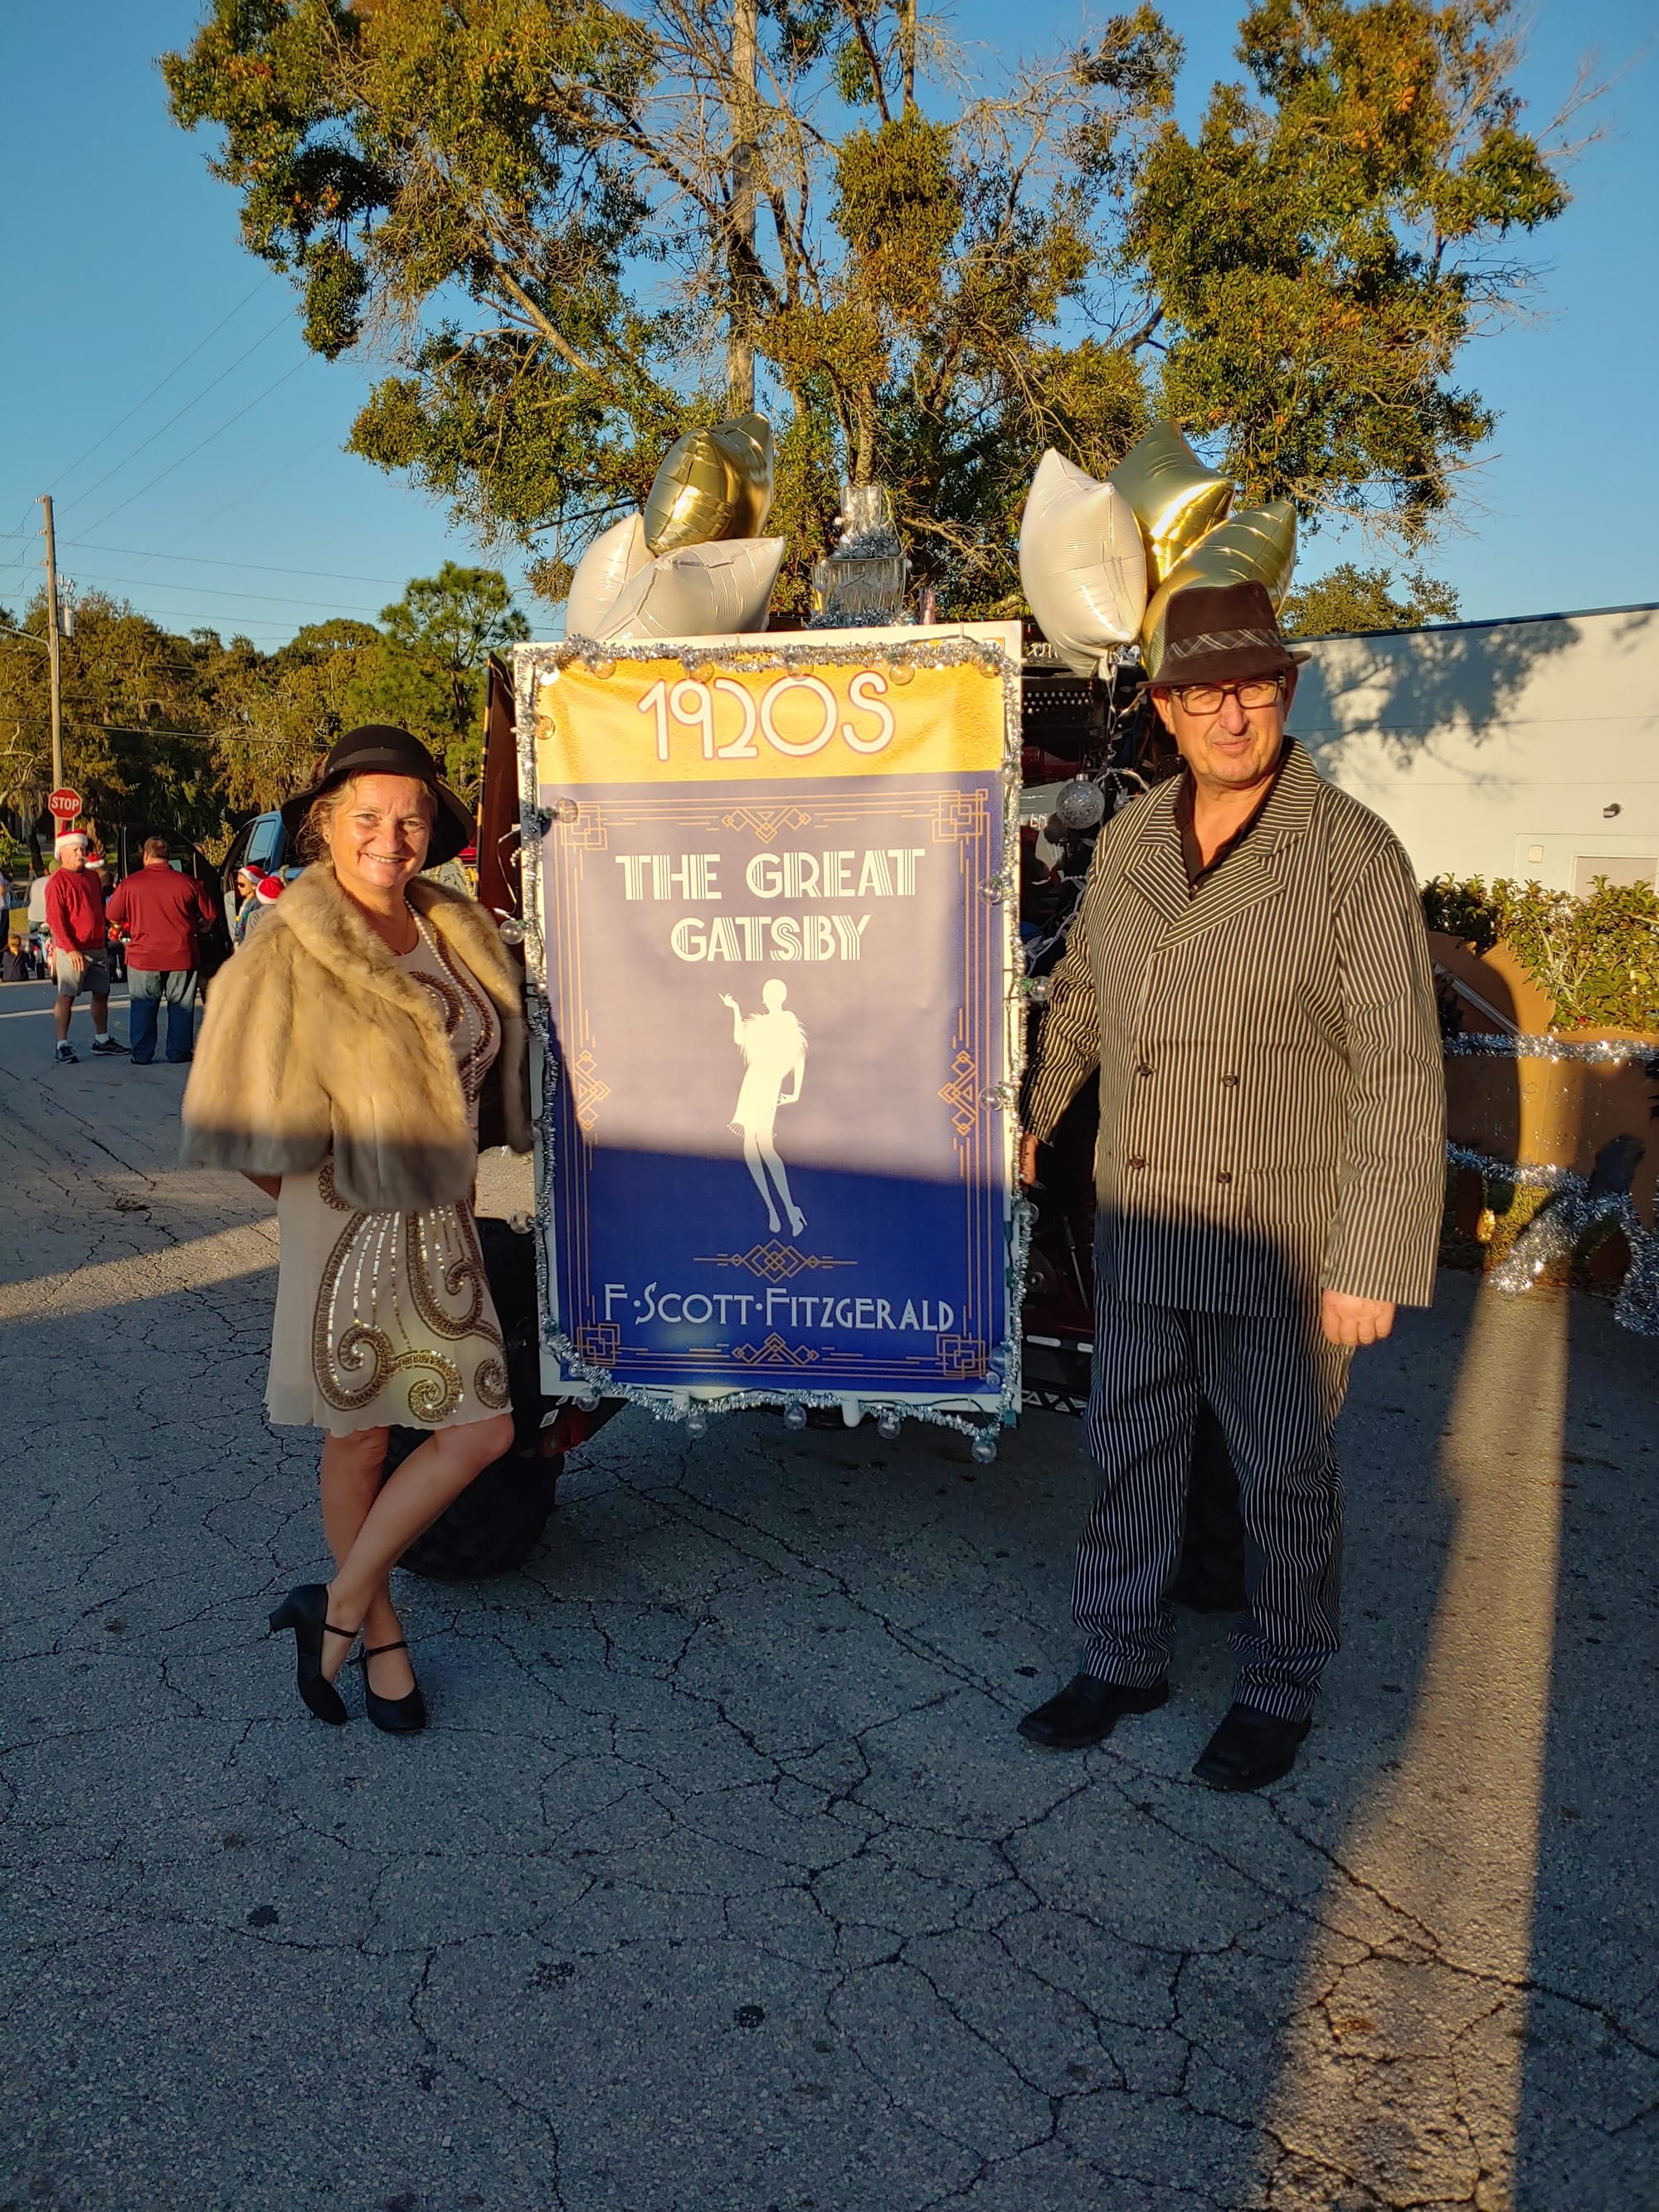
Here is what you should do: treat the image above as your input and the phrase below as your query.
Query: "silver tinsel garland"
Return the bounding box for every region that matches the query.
[1445,1141,1659,1336]
[1443,1023,1659,1331]
[513,632,1032,1446]
[531,633,1017,681]
[1445,1030,1659,1076]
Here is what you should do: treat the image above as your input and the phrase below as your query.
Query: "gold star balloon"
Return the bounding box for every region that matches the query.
[644,430,736,553]
[644,413,775,554]
[710,413,774,538]
[1140,499,1298,676]
[1107,423,1234,591]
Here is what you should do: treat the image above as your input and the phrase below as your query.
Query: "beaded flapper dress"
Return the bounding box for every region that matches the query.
[265,913,510,1435]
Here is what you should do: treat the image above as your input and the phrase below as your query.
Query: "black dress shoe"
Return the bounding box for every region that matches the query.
[267,1582,356,1725]
[1193,1703,1311,1791]
[355,1640,427,1734]
[1017,1671,1170,1751]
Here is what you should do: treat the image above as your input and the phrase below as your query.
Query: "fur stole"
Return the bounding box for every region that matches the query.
[181,863,532,1210]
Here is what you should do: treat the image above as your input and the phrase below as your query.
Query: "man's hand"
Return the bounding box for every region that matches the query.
[1018,1134,1041,1188]
[1320,1290,1395,1348]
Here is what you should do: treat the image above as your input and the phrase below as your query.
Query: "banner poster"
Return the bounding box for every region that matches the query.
[514,623,1023,1432]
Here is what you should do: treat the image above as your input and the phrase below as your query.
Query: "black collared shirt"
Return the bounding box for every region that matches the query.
[1174,742,1289,895]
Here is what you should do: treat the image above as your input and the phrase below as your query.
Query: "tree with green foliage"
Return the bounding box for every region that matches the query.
[0,608,53,859]
[207,618,384,813]
[0,593,223,856]
[1,556,526,857]
[1282,563,1461,637]
[165,0,1576,615]
[1136,0,1571,542]
[1423,873,1659,1031]
[363,564,529,795]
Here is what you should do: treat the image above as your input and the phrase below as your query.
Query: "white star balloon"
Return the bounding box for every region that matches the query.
[1018,450,1148,678]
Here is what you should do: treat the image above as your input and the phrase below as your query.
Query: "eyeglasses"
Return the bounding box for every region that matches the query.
[1168,675,1286,714]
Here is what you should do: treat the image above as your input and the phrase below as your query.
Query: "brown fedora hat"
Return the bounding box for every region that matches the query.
[1151,581,1309,688]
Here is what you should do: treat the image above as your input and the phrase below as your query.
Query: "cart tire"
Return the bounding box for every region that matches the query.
[396,1434,562,1581]
[392,1213,561,1581]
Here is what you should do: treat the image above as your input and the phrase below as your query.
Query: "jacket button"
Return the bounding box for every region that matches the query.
[1221,1073,1239,1088]
[1216,1169,1233,1184]
[1126,1156,1146,1171]
[1136,1062,1153,1077]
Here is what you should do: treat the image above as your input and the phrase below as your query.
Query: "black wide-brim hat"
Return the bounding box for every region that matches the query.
[1152,580,1310,688]
[280,725,474,868]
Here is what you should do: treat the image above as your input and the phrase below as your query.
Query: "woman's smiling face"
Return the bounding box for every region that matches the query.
[324,774,435,904]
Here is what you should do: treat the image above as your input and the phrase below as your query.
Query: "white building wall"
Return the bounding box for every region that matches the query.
[1291,602,1659,892]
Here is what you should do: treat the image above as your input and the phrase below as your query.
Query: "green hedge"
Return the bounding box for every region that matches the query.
[1423,874,1659,1033]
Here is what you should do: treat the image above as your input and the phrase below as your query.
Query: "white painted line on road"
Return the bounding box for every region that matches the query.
[0,1222,276,1320]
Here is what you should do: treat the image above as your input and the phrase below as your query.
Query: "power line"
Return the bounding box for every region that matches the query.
[61,540,407,588]
[64,313,292,513]
[153,437,334,553]
[0,517,40,592]
[46,276,274,494]
[66,568,386,616]
[77,362,309,539]
[0,505,411,594]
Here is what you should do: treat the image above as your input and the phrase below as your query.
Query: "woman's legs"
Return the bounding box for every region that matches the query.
[758,1135,805,1236]
[319,1425,412,1698]
[742,1130,781,1230]
[319,1412,515,1682]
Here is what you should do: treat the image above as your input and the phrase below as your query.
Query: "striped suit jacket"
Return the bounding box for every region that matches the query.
[1025,739,1445,1315]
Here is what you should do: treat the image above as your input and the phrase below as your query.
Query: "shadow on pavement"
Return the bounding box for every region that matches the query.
[2,999,1653,2210]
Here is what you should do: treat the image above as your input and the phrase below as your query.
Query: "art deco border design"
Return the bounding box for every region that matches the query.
[513,627,1029,1436]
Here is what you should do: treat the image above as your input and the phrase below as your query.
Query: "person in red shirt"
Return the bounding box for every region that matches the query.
[43,833,124,1064]
[105,837,218,1064]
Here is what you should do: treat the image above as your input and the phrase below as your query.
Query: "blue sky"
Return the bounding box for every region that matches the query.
[1,2,1652,648]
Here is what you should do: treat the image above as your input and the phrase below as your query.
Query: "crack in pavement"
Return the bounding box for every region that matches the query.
[2,1000,1655,2211]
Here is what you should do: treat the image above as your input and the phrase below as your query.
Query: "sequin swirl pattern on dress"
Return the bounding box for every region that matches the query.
[265,907,513,1434]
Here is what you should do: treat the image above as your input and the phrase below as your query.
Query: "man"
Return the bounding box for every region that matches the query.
[43,834,125,1064]
[1017,580,1443,1791]
[106,839,217,1064]
[93,860,125,982]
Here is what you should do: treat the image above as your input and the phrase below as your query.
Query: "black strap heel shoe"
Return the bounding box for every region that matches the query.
[267,1582,356,1726]
[355,1641,427,1735]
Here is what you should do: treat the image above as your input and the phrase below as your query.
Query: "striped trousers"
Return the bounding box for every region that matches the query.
[1078,1296,1353,1722]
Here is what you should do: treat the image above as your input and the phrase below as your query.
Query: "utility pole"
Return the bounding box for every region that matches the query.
[727,0,757,414]
[40,493,64,790]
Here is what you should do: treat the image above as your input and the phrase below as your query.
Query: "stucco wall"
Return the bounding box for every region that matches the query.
[1292,602,1659,892]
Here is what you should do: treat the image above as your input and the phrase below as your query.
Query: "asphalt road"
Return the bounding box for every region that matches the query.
[1,975,1655,2212]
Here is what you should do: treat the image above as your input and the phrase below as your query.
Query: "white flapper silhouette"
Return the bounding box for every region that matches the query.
[721,980,807,1237]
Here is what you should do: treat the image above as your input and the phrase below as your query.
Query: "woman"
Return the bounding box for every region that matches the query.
[183,726,531,1732]
[720,979,807,1237]
[231,864,263,945]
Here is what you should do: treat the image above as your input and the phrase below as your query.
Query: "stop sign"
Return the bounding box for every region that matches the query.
[47,787,82,821]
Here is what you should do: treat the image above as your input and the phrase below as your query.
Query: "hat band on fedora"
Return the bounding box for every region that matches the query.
[1160,626,1285,671]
